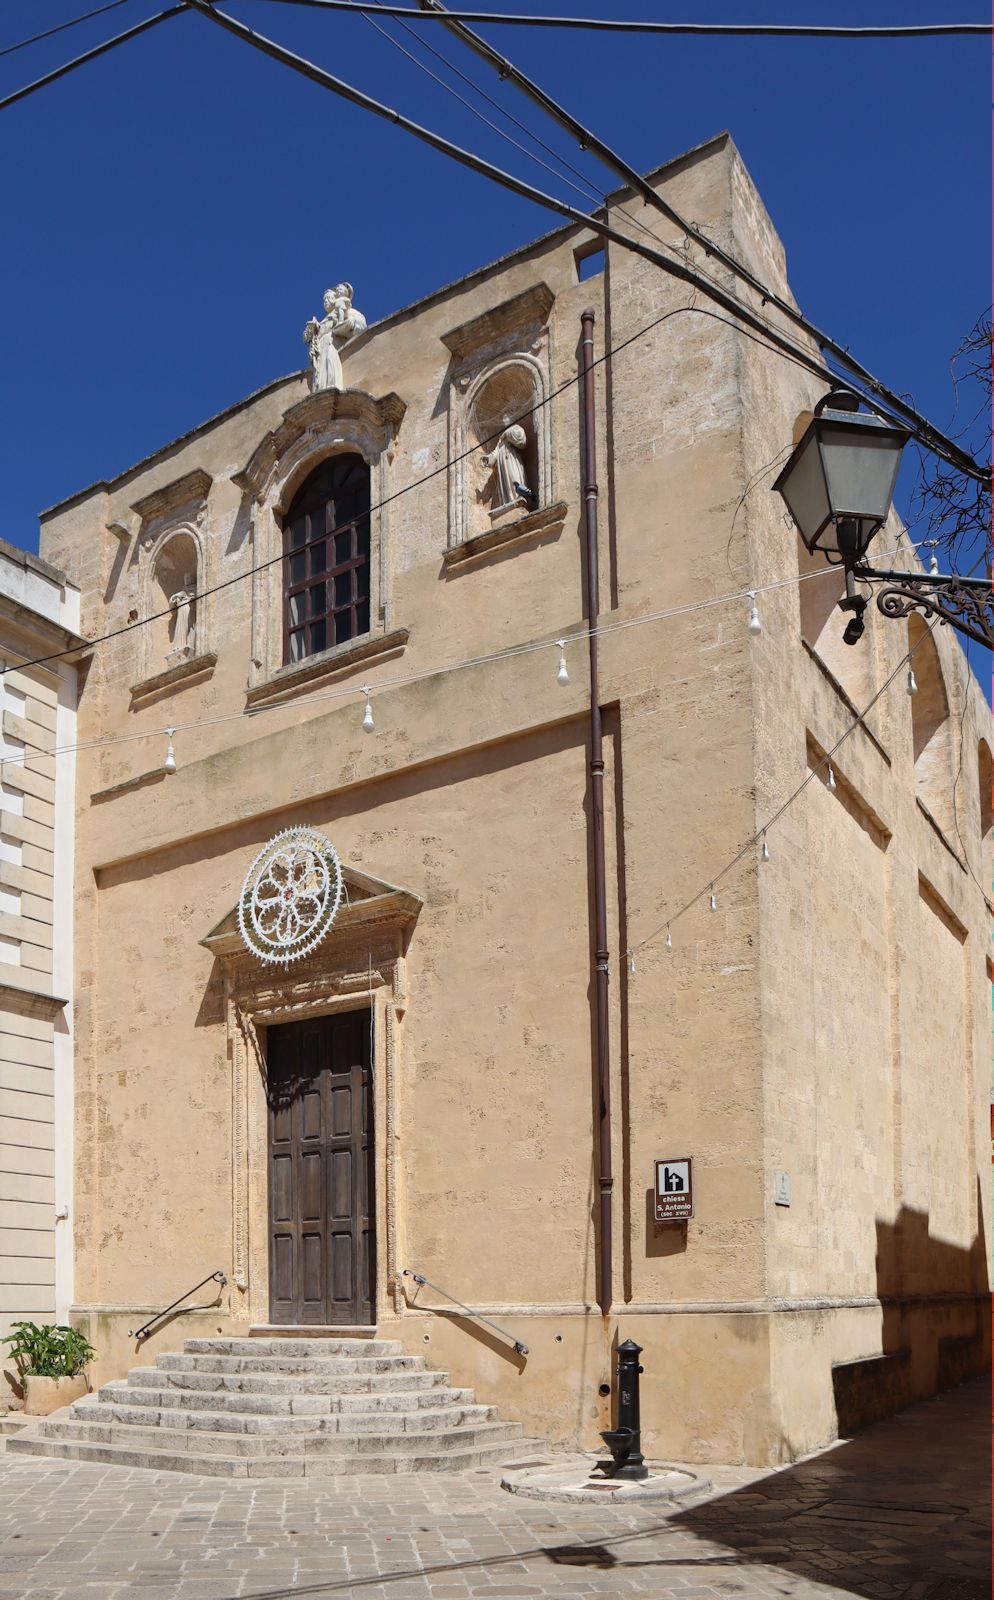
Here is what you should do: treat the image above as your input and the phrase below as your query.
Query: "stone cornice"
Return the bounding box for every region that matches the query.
[129,650,218,709]
[130,469,213,527]
[0,976,68,1019]
[201,865,422,963]
[234,389,407,505]
[244,629,408,711]
[441,283,555,362]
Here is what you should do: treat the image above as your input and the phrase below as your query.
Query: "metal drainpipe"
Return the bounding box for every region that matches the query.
[580,307,613,1318]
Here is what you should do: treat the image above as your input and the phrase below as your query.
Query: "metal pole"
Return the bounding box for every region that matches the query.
[580,308,612,1318]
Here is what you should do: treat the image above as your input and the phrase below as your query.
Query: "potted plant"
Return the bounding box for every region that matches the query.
[1,1322,96,1416]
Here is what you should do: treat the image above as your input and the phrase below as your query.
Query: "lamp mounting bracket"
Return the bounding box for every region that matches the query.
[854,565,994,651]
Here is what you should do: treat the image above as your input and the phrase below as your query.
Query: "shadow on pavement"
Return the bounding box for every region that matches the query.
[670,1376,991,1600]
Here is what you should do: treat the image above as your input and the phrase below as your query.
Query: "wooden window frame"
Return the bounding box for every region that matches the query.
[282,455,372,666]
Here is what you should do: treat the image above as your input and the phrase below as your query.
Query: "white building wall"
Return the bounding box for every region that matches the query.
[0,545,78,1346]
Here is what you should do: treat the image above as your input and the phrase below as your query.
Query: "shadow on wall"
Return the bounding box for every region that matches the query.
[831,1194,990,1436]
[670,1374,989,1600]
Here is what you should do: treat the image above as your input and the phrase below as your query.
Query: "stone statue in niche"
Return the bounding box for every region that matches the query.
[167,576,197,662]
[303,283,368,392]
[481,420,535,516]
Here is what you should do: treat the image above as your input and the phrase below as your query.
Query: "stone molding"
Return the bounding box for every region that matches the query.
[129,650,218,709]
[440,283,555,362]
[202,863,421,1319]
[442,500,568,570]
[130,469,213,527]
[234,389,407,697]
[0,977,68,1019]
[244,630,408,712]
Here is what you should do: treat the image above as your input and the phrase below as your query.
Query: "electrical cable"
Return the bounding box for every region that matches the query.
[248,2,992,41]
[410,0,989,486]
[625,555,991,963]
[0,4,186,112]
[0,0,132,60]
[2,298,852,683]
[4,0,984,491]
[0,538,911,771]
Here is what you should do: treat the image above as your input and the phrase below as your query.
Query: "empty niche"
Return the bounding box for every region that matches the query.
[978,739,993,839]
[150,531,199,667]
[797,534,874,707]
[907,613,955,836]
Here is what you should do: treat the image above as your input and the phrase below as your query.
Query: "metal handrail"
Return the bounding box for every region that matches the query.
[129,1270,228,1344]
[401,1269,528,1355]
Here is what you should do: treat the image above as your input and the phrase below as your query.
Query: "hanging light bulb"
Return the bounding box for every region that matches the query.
[906,667,918,696]
[708,889,717,912]
[928,550,939,576]
[163,728,177,775]
[664,928,672,950]
[361,688,375,734]
[827,764,837,792]
[556,640,569,685]
[747,592,762,635]
[760,833,770,862]
[627,953,636,976]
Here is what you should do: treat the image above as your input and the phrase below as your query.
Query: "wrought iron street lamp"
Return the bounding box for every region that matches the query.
[773,390,994,650]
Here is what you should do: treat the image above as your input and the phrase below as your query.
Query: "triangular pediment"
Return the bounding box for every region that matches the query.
[200,862,421,961]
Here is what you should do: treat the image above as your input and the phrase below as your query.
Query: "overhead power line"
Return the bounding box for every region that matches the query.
[183,0,987,489]
[0,0,132,60]
[0,4,184,112]
[413,0,990,487]
[247,2,992,40]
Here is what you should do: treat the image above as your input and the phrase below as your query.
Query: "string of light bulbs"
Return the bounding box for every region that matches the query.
[623,589,980,972]
[0,538,913,771]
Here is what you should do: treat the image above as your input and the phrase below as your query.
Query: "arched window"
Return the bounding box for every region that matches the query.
[978,739,993,839]
[283,454,370,664]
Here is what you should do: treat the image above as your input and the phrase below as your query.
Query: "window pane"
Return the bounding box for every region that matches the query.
[356,521,370,561]
[289,628,305,662]
[290,552,306,585]
[334,610,353,645]
[355,563,369,602]
[310,618,326,655]
[289,516,307,550]
[309,582,327,618]
[307,504,326,541]
[334,571,352,609]
[309,542,326,576]
[334,531,352,568]
[356,599,370,637]
[288,591,305,626]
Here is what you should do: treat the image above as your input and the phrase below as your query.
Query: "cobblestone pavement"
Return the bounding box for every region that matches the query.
[0,1378,987,1600]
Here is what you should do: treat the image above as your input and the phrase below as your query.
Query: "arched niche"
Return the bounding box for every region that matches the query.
[908,614,954,834]
[469,362,541,533]
[978,739,992,839]
[148,530,200,669]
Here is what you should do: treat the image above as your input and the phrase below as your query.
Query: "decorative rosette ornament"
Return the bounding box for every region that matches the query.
[237,828,343,965]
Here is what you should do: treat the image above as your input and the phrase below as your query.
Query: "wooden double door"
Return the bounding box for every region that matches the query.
[267,1012,375,1325]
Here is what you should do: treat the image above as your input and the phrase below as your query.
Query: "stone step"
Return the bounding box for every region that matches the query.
[184,1338,401,1359]
[101,1381,473,1417]
[158,1352,425,1376]
[131,1366,449,1397]
[31,1415,522,1459]
[76,1398,495,1435]
[7,1426,540,1479]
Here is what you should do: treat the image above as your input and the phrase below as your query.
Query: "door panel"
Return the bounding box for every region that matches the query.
[267,1011,374,1325]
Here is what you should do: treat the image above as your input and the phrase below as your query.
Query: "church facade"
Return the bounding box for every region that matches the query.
[33,134,991,1465]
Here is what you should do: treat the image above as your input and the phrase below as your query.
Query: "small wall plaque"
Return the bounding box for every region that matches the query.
[654,1158,693,1222]
[774,1170,791,1207]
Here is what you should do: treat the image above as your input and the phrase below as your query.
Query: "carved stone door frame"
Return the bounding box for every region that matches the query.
[201,867,419,1329]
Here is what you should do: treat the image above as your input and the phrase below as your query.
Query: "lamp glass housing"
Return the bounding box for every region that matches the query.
[774,404,909,564]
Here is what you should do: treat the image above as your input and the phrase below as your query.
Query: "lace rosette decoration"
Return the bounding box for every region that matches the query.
[237,827,344,965]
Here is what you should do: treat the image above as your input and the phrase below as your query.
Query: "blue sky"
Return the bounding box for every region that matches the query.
[1,1,989,674]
